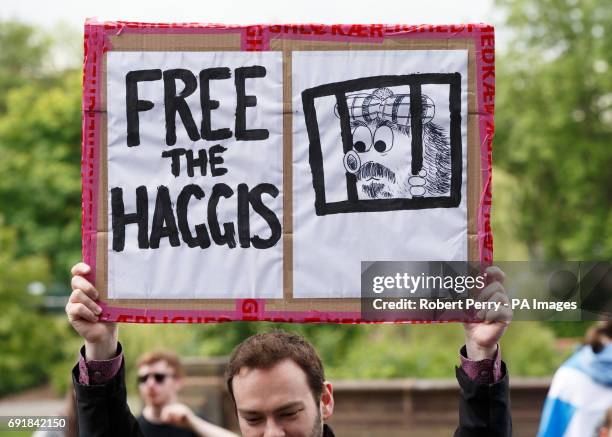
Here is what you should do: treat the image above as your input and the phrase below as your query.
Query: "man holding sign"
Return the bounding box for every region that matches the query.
[67,262,512,436]
[66,265,238,437]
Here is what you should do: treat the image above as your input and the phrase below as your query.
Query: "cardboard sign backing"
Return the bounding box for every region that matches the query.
[82,21,495,323]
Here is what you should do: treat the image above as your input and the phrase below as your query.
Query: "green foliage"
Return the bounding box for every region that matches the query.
[543,320,594,338]
[191,322,364,364]
[0,22,52,112]
[57,322,567,387]
[119,324,203,392]
[494,0,612,260]
[0,222,68,396]
[0,55,82,285]
[0,431,32,437]
[500,321,571,376]
[0,20,81,397]
[327,324,464,379]
[491,167,530,261]
[324,322,569,379]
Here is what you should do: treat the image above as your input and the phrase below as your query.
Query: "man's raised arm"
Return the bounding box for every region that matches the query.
[455,266,512,437]
[66,262,142,437]
[67,262,240,437]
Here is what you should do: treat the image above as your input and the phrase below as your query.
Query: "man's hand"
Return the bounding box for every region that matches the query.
[160,403,194,429]
[161,403,240,437]
[66,262,118,361]
[463,266,511,360]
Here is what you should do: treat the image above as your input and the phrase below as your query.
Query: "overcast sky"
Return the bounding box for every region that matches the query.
[1,0,506,32]
[1,0,510,66]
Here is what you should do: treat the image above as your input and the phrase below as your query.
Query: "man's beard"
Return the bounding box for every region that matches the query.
[309,409,324,437]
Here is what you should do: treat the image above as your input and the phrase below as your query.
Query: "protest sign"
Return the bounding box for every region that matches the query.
[82,21,495,323]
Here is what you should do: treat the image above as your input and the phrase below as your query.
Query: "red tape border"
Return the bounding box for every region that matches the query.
[82,20,494,323]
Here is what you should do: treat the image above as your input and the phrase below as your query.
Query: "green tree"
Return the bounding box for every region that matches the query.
[0,63,82,285]
[495,0,612,260]
[0,21,82,395]
[0,221,69,395]
[0,22,52,113]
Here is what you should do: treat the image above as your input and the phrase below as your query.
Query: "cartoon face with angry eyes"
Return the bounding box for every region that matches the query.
[339,87,436,200]
[348,119,409,199]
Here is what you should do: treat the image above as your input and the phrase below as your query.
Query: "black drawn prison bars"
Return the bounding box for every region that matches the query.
[301,73,463,216]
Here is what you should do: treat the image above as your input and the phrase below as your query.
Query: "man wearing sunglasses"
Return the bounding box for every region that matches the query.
[134,350,236,437]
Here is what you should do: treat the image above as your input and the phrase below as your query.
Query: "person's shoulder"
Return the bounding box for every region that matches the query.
[323,424,336,437]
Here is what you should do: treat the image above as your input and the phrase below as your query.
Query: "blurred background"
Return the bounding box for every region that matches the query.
[0,0,610,435]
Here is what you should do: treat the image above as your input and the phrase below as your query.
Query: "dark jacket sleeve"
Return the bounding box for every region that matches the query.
[453,361,512,437]
[72,360,143,437]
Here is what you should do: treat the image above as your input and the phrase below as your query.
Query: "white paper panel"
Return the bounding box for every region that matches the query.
[292,50,469,298]
[107,51,283,299]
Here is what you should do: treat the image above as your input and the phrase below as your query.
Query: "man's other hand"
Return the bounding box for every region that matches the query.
[160,403,194,429]
[463,266,511,360]
[66,262,118,361]
[161,403,241,437]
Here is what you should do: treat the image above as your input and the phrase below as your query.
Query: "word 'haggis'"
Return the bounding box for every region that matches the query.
[111,65,282,252]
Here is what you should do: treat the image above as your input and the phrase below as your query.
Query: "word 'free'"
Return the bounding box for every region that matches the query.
[125,66,269,147]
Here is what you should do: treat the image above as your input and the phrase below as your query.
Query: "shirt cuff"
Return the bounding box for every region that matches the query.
[459,344,502,384]
[77,343,123,385]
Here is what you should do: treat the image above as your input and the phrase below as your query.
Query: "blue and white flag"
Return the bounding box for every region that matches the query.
[537,344,612,437]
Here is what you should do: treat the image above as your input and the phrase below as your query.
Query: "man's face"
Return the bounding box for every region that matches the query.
[231,358,334,437]
[137,360,181,408]
[351,121,413,199]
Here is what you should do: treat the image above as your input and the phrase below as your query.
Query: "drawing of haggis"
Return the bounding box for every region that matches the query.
[336,87,451,200]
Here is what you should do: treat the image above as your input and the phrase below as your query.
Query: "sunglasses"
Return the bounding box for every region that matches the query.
[137,373,174,385]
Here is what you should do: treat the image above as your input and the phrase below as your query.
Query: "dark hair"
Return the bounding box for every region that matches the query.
[137,350,185,378]
[225,329,325,404]
[585,321,612,353]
